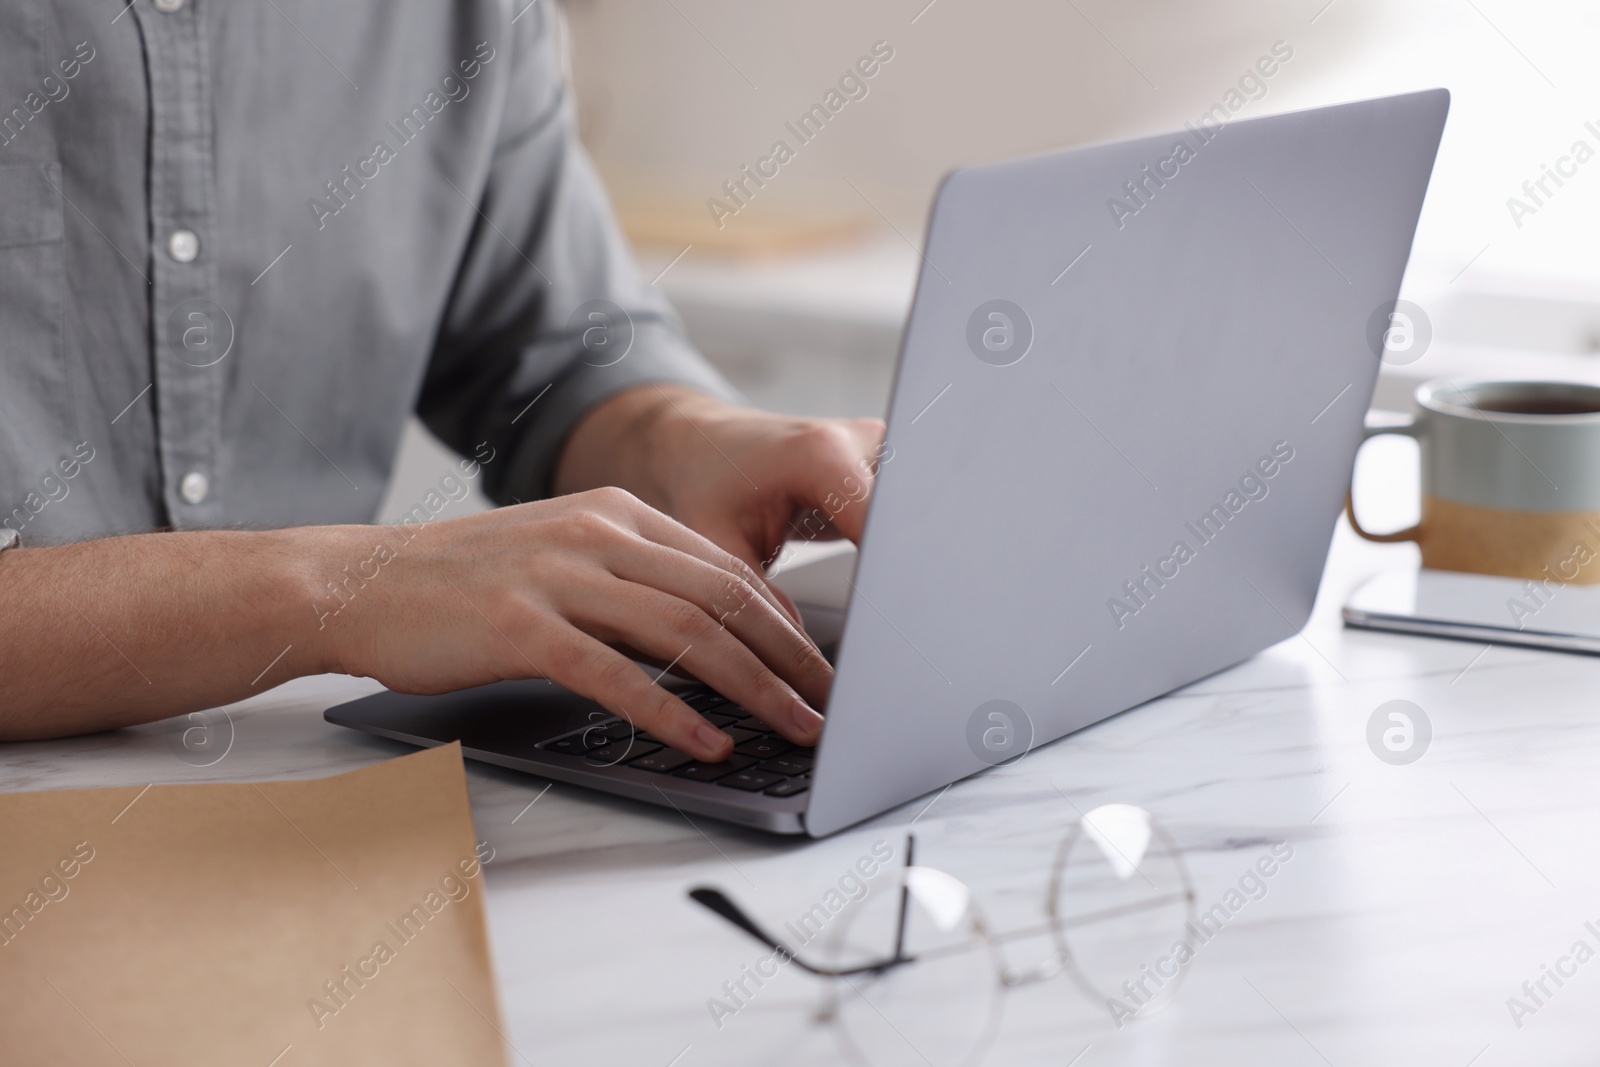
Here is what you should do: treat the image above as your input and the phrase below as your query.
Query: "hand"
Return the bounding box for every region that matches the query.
[554,386,889,571]
[318,488,832,761]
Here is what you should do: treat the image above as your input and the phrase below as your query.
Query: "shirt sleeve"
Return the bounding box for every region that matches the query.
[415,4,739,505]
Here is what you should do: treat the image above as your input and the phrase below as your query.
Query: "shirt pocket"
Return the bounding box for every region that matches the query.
[0,161,69,465]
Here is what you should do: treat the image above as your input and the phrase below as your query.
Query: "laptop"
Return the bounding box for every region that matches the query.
[327,89,1450,837]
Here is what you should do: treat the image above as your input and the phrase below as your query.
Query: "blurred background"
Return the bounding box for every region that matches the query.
[381,0,1600,521]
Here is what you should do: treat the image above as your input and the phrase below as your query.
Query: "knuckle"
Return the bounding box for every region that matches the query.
[790,637,824,676]
[720,553,763,590]
[485,592,543,641]
[650,689,688,728]
[591,650,637,692]
[748,665,788,704]
[542,635,587,680]
[588,485,639,512]
[665,597,715,639]
[796,422,853,461]
[566,509,621,544]
[620,685,679,737]
[712,574,759,622]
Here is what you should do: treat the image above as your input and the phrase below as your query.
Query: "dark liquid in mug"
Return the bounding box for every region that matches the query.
[1474,396,1600,416]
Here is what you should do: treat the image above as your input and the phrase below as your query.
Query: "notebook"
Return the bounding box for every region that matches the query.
[0,744,505,1067]
[1344,566,1600,655]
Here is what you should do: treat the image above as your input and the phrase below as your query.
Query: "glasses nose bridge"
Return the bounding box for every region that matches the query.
[896,844,1084,990]
[997,948,1068,989]
[984,904,1075,990]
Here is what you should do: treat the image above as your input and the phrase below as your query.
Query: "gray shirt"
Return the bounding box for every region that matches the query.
[0,0,735,544]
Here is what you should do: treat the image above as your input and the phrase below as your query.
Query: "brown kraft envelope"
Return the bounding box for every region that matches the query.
[0,743,507,1066]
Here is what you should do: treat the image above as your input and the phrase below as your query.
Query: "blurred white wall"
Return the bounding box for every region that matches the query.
[565,0,1600,334]
[564,0,1367,230]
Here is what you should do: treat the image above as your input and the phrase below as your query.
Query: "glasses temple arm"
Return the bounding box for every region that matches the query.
[687,887,912,978]
[891,833,914,964]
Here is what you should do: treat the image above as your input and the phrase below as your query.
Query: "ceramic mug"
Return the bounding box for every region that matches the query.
[1348,379,1600,584]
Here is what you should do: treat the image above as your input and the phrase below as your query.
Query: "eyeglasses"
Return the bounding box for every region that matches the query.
[690,805,1196,1067]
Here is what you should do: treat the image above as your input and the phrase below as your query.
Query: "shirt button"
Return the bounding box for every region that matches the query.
[179,471,209,505]
[167,229,200,263]
[154,0,184,11]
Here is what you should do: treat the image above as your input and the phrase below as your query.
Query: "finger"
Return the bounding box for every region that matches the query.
[541,631,734,761]
[782,504,844,545]
[602,538,831,711]
[577,582,826,747]
[627,505,808,635]
[767,584,803,630]
[783,419,887,545]
[692,514,772,580]
[693,515,809,631]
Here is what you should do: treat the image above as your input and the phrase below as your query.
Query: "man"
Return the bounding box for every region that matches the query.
[0,1,884,760]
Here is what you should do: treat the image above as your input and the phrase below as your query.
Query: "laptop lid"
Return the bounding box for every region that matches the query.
[804,90,1449,836]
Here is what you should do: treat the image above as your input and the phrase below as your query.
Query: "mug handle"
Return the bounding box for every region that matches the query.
[1346,412,1421,543]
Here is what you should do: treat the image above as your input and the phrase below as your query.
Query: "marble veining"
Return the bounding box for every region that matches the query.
[5,520,1600,1065]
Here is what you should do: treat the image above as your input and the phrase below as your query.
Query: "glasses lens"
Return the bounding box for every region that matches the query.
[1050,805,1194,1021]
[816,868,1002,1067]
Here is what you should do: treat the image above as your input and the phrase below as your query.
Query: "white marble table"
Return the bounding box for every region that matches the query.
[6,462,1600,1066]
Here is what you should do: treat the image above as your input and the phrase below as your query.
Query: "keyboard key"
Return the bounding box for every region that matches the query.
[585,742,660,766]
[597,720,641,742]
[702,712,740,728]
[735,737,792,760]
[544,734,604,756]
[760,755,813,776]
[718,770,784,792]
[723,727,764,746]
[764,777,810,798]
[723,705,754,722]
[673,756,756,782]
[628,749,695,774]
[681,690,730,711]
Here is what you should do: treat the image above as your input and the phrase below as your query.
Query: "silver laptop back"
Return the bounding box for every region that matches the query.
[805,90,1448,836]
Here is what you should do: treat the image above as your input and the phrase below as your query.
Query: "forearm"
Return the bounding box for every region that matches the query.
[0,528,335,740]
[0,492,834,757]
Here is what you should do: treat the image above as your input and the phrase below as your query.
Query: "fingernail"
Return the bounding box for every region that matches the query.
[696,721,729,756]
[792,700,825,737]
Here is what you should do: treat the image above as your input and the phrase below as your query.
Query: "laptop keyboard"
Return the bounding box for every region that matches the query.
[534,688,813,799]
